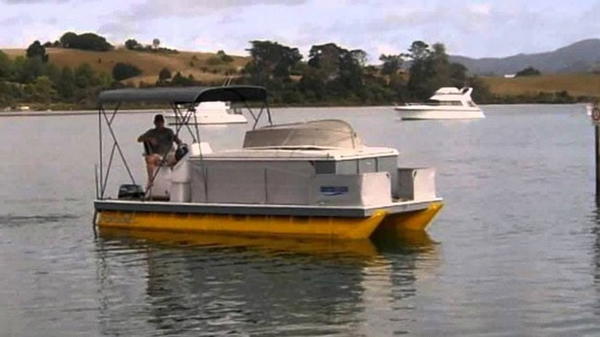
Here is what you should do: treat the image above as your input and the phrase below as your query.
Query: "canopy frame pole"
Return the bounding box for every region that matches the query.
[192,105,201,147]
[243,101,257,126]
[250,101,272,129]
[252,106,265,130]
[108,102,120,125]
[98,103,137,199]
[168,102,200,143]
[98,103,124,199]
[265,100,273,125]
[100,143,117,197]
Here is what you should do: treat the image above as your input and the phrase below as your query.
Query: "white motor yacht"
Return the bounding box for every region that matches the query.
[166,101,247,125]
[396,87,485,120]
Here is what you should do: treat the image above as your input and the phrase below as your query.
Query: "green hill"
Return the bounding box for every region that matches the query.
[2,47,250,85]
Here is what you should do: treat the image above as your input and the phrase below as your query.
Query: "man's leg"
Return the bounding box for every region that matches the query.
[144,154,162,188]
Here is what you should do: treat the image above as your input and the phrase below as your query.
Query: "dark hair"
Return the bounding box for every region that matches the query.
[154,114,164,123]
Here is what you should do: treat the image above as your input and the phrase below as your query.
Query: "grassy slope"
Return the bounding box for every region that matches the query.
[2,48,250,85]
[482,73,600,98]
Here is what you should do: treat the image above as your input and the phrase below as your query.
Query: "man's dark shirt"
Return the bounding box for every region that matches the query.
[141,127,176,155]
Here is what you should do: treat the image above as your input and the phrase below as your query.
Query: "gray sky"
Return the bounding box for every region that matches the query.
[1,0,599,61]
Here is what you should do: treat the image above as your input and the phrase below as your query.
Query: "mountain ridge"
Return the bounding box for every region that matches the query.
[450,38,600,75]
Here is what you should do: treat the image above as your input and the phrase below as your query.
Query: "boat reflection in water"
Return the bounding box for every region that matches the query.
[95,228,438,336]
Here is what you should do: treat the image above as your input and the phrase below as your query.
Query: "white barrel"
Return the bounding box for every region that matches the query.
[171,159,190,183]
[148,166,171,199]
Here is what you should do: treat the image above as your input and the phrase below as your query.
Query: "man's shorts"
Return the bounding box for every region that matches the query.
[148,151,176,165]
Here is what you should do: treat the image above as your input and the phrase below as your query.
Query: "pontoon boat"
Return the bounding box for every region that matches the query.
[93,86,443,239]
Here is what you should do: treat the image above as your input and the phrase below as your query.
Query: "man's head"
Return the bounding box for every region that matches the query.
[154,114,165,128]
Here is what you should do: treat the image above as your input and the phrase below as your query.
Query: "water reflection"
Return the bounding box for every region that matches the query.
[94,229,438,336]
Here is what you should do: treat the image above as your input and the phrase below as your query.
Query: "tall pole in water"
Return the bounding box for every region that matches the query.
[592,103,600,198]
[597,123,600,198]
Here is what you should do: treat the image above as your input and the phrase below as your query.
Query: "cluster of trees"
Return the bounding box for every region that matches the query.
[515,66,541,77]
[153,67,198,87]
[0,42,111,107]
[206,50,234,65]
[112,62,142,81]
[241,40,492,105]
[42,32,114,51]
[124,38,178,54]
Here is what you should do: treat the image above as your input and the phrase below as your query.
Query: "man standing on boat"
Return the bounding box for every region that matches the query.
[137,114,182,186]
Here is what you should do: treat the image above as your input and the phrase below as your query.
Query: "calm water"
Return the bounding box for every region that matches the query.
[1,104,599,336]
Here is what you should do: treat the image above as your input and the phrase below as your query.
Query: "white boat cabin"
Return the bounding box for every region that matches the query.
[426,87,477,107]
[151,120,436,208]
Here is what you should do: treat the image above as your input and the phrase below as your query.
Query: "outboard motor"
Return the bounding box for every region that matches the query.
[118,184,145,200]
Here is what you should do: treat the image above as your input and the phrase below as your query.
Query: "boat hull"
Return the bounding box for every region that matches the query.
[396,107,485,120]
[96,210,386,239]
[95,201,443,239]
[375,201,443,233]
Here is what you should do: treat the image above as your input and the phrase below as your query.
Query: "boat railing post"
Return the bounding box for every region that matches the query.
[597,120,600,199]
[94,164,99,199]
[98,105,103,199]
[592,102,600,200]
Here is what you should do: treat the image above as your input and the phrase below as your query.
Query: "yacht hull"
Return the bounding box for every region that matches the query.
[94,200,443,239]
[396,107,485,120]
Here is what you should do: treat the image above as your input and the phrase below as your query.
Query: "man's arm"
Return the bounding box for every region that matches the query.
[138,129,152,143]
[174,133,183,146]
[168,128,182,146]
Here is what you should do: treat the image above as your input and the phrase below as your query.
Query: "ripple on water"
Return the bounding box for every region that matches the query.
[0,213,80,227]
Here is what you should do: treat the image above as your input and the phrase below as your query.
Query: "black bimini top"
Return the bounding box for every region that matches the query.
[98,85,267,105]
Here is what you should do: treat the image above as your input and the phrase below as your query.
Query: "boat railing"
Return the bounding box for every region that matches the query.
[403,102,452,106]
[403,101,466,107]
[404,103,439,106]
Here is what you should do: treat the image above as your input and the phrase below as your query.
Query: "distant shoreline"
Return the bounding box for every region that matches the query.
[0,109,161,117]
[0,103,589,117]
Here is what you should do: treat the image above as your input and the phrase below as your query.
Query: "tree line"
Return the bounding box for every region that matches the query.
[0,46,111,108]
[0,32,581,109]
[239,40,493,105]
